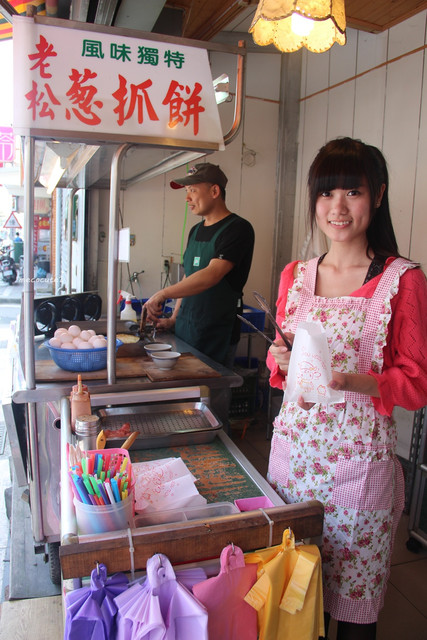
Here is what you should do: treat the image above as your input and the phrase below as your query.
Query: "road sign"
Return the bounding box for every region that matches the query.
[3,212,22,229]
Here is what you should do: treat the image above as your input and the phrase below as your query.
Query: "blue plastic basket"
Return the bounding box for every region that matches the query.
[240,305,265,333]
[47,339,122,372]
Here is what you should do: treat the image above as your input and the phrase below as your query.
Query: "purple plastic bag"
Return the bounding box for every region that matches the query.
[64,563,129,640]
[114,554,208,640]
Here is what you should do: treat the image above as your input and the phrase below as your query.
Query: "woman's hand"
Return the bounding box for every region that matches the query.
[268,334,294,374]
[328,371,380,397]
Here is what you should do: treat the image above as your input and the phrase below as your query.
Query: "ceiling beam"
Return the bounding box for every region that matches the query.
[0,0,18,22]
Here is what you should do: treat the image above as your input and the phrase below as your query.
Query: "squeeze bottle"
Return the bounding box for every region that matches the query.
[120,295,137,322]
[70,374,92,432]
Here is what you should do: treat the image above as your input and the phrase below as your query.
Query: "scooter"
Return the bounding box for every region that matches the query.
[0,247,18,285]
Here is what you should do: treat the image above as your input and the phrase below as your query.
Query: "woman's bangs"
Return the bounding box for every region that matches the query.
[314,153,366,194]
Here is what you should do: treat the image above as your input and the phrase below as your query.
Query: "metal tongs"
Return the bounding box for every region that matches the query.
[237,314,275,344]
[252,291,293,351]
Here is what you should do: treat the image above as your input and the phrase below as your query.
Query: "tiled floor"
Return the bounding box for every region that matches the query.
[229,413,427,640]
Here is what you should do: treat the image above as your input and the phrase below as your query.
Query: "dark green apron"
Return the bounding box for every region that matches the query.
[175,217,239,365]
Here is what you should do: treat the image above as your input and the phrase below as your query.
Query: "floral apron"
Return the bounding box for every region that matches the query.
[268,257,414,624]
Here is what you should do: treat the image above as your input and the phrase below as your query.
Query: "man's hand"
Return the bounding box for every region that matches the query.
[144,292,166,322]
[154,317,176,332]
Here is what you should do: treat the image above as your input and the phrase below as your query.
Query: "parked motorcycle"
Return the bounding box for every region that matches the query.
[0,247,18,285]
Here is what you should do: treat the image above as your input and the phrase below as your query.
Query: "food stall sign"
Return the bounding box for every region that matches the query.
[13,16,225,150]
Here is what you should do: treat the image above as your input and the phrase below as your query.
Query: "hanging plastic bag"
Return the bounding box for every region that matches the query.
[148,553,209,640]
[192,544,258,640]
[115,581,165,640]
[114,553,208,640]
[244,529,324,640]
[64,563,129,640]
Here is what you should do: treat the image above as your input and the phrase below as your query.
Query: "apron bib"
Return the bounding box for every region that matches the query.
[176,217,239,364]
[268,257,415,624]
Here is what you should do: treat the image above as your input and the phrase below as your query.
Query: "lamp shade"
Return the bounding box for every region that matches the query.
[249,0,346,53]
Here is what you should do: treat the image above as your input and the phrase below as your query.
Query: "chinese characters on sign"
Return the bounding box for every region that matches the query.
[13,17,224,148]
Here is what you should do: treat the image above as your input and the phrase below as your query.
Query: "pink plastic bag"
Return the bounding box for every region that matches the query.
[192,545,258,640]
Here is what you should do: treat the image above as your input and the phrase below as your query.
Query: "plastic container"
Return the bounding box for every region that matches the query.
[47,338,122,372]
[134,501,239,527]
[234,496,274,512]
[74,492,134,534]
[75,414,100,451]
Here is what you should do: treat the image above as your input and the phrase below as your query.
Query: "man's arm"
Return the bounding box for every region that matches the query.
[145,258,234,320]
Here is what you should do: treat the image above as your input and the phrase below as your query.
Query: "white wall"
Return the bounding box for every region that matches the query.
[293,11,427,272]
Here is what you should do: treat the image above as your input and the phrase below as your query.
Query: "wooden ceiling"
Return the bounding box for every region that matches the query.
[2,0,427,42]
[164,0,427,41]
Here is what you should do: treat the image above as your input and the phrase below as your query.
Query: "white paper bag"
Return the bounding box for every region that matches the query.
[132,457,207,512]
[283,321,344,404]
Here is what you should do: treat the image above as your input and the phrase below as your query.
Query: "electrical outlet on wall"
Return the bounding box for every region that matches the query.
[162,256,173,273]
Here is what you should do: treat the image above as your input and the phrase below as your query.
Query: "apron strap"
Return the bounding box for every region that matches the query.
[357,257,414,373]
[291,258,319,330]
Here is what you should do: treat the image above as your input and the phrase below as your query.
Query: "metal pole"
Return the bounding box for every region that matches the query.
[67,189,76,294]
[55,190,62,294]
[23,136,35,389]
[107,143,131,384]
[23,135,44,541]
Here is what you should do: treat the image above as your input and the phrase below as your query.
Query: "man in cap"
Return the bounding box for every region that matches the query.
[145,162,255,368]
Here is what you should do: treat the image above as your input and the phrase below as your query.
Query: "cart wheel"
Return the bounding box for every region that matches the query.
[48,542,61,585]
[406,536,422,554]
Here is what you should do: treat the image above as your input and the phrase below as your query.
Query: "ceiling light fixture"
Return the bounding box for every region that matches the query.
[249,0,346,53]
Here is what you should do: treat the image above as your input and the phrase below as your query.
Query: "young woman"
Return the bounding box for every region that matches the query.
[267,137,427,640]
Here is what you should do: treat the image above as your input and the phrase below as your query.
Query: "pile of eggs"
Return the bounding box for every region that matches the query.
[49,326,108,350]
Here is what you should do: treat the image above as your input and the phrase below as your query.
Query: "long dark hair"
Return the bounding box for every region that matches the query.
[307,137,400,258]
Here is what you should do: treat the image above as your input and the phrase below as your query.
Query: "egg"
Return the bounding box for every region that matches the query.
[78,341,93,349]
[87,329,96,337]
[59,332,74,343]
[61,342,76,349]
[68,325,81,337]
[92,338,107,349]
[88,335,98,345]
[49,337,61,348]
[73,337,84,347]
[79,330,91,342]
[54,328,68,338]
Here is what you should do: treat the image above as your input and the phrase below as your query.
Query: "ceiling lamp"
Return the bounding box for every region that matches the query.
[249,0,346,54]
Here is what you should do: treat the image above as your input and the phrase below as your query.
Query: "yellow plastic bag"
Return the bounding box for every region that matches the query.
[244,528,324,640]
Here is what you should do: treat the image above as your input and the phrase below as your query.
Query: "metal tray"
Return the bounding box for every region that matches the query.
[97,401,222,448]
